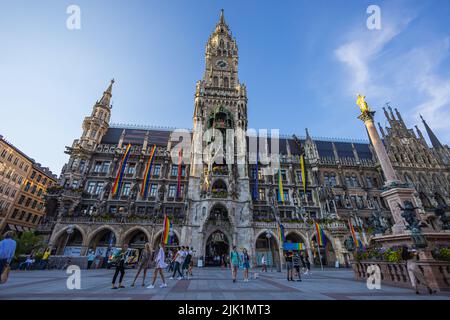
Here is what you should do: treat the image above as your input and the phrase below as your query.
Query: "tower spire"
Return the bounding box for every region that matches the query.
[99,79,114,107]
[219,8,225,24]
[420,115,443,149]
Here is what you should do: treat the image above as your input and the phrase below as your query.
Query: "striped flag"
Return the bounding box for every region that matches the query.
[315,222,326,247]
[162,214,171,245]
[300,154,306,193]
[277,223,285,244]
[141,145,157,198]
[277,169,284,203]
[112,144,132,197]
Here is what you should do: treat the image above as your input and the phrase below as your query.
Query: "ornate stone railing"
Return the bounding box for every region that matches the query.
[352,260,450,292]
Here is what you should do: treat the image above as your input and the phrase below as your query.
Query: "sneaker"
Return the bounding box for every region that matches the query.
[147,285,155,289]
[169,277,174,280]
[177,276,183,280]
[160,283,167,288]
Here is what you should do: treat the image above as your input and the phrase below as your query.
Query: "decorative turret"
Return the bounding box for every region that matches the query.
[79,79,114,151]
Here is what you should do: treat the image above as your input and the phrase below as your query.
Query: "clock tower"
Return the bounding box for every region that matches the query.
[182,10,253,264]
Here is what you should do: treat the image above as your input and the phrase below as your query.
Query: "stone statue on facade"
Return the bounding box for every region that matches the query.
[434,205,450,230]
[368,210,388,235]
[399,200,424,231]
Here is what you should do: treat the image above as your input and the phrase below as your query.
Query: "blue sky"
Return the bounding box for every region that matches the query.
[0,0,449,174]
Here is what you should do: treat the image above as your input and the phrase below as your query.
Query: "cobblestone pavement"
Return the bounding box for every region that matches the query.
[1,267,449,300]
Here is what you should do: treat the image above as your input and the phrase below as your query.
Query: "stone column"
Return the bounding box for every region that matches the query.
[358,112,399,185]
[356,101,416,234]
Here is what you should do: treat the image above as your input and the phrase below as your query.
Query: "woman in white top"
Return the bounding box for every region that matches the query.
[261,254,267,273]
[147,243,168,289]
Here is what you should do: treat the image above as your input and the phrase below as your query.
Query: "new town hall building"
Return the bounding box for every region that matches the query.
[45,11,450,267]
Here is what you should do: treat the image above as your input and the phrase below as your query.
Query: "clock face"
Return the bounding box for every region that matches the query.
[216,60,227,68]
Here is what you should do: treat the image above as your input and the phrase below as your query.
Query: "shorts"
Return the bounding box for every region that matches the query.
[294,265,300,272]
[286,262,293,270]
[243,262,250,269]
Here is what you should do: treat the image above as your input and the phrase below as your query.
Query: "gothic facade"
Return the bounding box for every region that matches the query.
[46,11,450,267]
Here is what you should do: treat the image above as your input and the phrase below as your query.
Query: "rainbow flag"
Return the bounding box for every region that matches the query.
[348,220,364,249]
[277,169,284,203]
[141,145,157,198]
[283,242,304,250]
[315,222,326,246]
[162,214,171,245]
[300,154,306,193]
[277,223,285,244]
[112,144,132,197]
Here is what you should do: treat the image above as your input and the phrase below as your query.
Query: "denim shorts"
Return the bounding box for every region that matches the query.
[286,262,293,270]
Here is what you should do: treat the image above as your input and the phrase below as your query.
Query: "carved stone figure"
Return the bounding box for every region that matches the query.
[369,210,388,235]
[399,200,424,231]
[356,94,372,114]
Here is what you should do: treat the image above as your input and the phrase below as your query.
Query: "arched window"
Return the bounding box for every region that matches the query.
[213,76,218,87]
[330,173,337,186]
[351,174,359,187]
[223,77,229,88]
[324,173,330,186]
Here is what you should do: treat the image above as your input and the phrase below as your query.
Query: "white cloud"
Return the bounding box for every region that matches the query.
[334,16,413,98]
[334,10,450,144]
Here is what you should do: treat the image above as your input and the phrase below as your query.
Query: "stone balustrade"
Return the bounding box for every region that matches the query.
[352,260,450,292]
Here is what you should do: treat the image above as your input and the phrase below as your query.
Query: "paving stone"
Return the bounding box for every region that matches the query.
[0,267,449,300]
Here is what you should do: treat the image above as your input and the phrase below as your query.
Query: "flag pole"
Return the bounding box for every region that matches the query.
[316,242,324,271]
[313,219,324,271]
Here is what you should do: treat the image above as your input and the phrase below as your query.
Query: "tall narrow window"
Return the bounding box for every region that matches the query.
[223,77,229,88]
[213,76,219,87]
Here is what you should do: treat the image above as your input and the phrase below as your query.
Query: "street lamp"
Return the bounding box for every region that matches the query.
[63,224,75,256]
[265,231,274,272]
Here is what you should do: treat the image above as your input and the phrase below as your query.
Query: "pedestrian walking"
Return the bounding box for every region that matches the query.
[87,250,95,269]
[299,252,307,274]
[404,248,436,295]
[183,247,193,279]
[111,244,128,289]
[242,248,251,282]
[261,254,267,273]
[147,243,167,289]
[0,231,16,284]
[230,245,240,283]
[293,252,302,281]
[170,247,184,280]
[131,242,152,287]
[285,250,294,281]
[187,247,195,277]
[304,253,311,275]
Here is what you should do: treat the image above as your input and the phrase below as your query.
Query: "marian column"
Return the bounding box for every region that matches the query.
[356,95,418,234]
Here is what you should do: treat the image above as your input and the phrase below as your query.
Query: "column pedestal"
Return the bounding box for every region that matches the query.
[380,186,418,234]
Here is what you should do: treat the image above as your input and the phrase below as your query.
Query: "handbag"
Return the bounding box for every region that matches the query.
[1,264,11,284]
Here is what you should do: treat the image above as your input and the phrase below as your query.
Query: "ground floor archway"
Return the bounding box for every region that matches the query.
[54,227,84,256]
[255,231,281,270]
[88,228,116,258]
[205,230,230,266]
[311,234,336,267]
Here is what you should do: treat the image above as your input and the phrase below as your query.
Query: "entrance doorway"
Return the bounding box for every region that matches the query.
[205,230,229,266]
